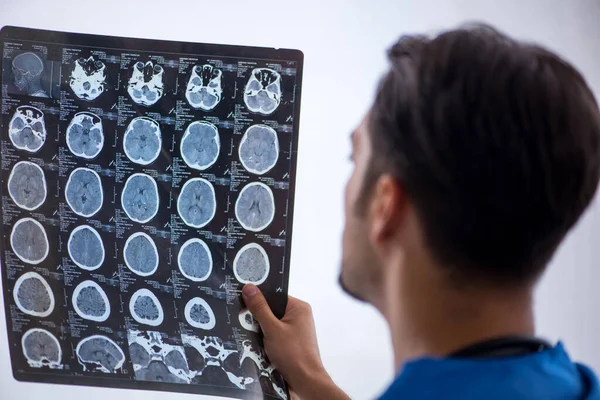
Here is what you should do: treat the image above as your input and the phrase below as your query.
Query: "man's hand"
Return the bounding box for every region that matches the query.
[242,284,349,400]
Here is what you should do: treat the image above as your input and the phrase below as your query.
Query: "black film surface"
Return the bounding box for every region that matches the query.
[0,25,302,400]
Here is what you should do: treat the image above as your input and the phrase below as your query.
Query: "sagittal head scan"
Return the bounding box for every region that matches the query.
[12,52,49,98]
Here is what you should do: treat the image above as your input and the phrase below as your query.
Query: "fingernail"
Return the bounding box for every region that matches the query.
[243,284,259,298]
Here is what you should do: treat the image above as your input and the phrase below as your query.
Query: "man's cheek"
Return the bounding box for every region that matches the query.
[344,173,358,210]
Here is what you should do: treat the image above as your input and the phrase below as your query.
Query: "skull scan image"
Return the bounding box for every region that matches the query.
[68,225,105,271]
[137,360,187,383]
[127,61,164,106]
[182,335,271,392]
[72,280,111,322]
[21,328,62,369]
[185,64,223,111]
[69,56,107,101]
[128,330,190,383]
[240,340,288,399]
[243,68,282,115]
[177,178,216,229]
[129,342,151,368]
[123,232,159,276]
[238,309,260,333]
[233,243,270,285]
[10,217,49,265]
[164,350,189,376]
[76,335,125,373]
[65,168,103,217]
[9,106,47,152]
[123,117,162,165]
[66,112,104,159]
[13,271,54,317]
[129,288,164,326]
[238,124,279,175]
[177,238,212,282]
[8,161,47,211]
[180,121,220,171]
[182,335,243,386]
[235,182,275,232]
[11,52,48,97]
[184,297,216,330]
[121,173,159,223]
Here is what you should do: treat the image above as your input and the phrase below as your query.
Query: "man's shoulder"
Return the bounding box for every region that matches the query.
[379,345,600,400]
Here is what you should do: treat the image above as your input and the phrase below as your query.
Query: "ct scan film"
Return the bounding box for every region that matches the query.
[0,26,302,400]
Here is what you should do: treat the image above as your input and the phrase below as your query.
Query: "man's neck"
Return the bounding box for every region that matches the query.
[382,257,535,371]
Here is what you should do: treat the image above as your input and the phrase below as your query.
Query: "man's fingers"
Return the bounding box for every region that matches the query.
[242,284,279,332]
[285,295,310,313]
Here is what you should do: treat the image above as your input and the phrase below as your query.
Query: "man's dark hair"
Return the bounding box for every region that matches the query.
[367,24,600,285]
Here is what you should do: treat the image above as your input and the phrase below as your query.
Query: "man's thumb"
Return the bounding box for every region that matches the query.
[242,284,278,331]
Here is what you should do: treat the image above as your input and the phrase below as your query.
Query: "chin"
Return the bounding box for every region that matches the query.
[338,269,367,303]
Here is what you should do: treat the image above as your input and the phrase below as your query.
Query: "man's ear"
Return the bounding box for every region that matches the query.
[369,175,406,244]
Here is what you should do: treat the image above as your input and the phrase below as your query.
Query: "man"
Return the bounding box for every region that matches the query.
[242,24,600,399]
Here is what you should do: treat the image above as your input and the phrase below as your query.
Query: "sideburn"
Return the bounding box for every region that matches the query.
[355,157,383,217]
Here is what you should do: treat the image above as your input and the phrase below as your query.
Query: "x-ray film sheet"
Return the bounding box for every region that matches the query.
[0,26,303,400]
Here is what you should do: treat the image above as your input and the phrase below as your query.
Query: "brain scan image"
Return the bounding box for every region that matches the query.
[127,61,164,106]
[184,297,216,330]
[129,288,164,326]
[128,330,190,383]
[180,334,288,395]
[8,161,47,210]
[243,68,282,115]
[10,217,49,265]
[123,232,159,276]
[177,238,212,282]
[182,335,244,387]
[180,121,220,171]
[68,225,105,271]
[235,182,275,232]
[72,280,110,322]
[13,271,54,317]
[69,56,107,101]
[177,178,216,229]
[66,112,104,159]
[21,328,62,369]
[11,52,48,97]
[129,342,151,367]
[164,349,189,373]
[233,243,270,285]
[238,124,279,175]
[76,335,125,373]
[121,173,159,223]
[137,360,188,383]
[9,106,47,152]
[185,64,223,111]
[238,309,260,332]
[123,117,162,165]
[239,340,288,399]
[65,168,103,217]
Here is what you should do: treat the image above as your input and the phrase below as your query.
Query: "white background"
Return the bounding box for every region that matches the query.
[1,0,599,399]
